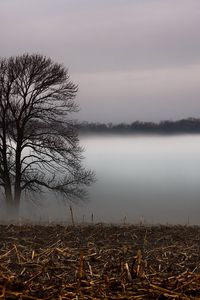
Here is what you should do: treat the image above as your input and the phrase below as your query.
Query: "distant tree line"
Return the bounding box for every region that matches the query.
[77,118,200,134]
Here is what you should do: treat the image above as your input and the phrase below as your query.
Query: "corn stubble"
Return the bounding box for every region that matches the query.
[0,224,199,299]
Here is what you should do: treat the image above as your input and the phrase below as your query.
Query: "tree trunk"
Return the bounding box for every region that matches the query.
[6,200,20,221]
[12,181,21,221]
[13,133,22,220]
[7,137,22,221]
[4,178,18,220]
[5,185,20,221]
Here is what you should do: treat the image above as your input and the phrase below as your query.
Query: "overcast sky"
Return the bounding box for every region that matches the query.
[1,0,200,122]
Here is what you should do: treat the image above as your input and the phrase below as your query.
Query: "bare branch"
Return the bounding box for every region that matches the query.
[0,53,94,214]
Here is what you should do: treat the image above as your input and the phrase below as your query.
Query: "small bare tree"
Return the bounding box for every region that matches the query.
[0,54,94,218]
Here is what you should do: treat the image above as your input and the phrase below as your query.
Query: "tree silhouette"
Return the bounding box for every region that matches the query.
[0,54,94,218]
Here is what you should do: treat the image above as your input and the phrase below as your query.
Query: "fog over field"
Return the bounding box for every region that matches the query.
[0,134,199,225]
[65,134,200,225]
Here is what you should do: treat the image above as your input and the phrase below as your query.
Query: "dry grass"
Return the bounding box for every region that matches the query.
[0,224,200,299]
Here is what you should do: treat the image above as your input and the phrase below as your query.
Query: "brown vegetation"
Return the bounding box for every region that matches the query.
[0,224,200,299]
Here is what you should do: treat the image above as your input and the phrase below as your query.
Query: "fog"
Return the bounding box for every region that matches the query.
[1,134,200,225]
[77,134,200,224]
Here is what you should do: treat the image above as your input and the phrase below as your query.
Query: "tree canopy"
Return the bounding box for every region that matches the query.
[0,53,94,217]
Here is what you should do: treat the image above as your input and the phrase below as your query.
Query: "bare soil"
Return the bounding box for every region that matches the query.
[0,224,200,299]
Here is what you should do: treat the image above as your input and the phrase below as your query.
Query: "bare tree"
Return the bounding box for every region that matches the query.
[0,54,94,218]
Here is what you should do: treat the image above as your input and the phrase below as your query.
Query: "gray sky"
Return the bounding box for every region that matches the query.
[1,0,200,122]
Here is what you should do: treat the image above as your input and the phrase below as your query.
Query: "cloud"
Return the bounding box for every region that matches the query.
[1,0,200,72]
[0,0,200,121]
[74,64,200,122]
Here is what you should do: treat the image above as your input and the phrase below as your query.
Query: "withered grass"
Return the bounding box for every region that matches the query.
[0,224,200,299]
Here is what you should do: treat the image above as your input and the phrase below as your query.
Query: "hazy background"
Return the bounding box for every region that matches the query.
[77,134,200,225]
[0,134,198,225]
[1,0,200,122]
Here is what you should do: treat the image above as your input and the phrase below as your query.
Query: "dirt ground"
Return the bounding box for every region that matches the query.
[0,224,200,299]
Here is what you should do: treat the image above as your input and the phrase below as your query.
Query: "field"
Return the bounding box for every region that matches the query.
[0,224,200,299]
